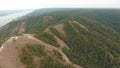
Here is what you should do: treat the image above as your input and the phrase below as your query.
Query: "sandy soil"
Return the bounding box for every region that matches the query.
[53,23,66,35]
[0,34,82,68]
[69,20,89,32]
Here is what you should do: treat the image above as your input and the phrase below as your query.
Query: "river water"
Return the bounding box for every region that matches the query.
[0,10,33,27]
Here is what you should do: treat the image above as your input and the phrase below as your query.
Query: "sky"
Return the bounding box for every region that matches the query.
[0,0,120,10]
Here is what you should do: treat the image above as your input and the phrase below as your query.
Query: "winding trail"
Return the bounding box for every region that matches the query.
[0,34,82,68]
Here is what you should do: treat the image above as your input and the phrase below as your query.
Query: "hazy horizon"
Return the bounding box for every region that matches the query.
[0,0,120,10]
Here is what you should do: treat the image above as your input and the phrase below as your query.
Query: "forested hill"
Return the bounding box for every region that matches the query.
[0,8,120,68]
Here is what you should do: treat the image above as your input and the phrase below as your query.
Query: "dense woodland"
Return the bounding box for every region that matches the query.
[0,9,120,68]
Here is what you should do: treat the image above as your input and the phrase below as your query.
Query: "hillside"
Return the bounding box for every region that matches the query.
[0,8,120,68]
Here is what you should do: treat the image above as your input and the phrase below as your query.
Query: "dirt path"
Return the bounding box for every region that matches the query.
[53,23,65,35]
[0,34,41,68]
[26,34,82,68]
[0,34,82,68]
[44,28,69,50]
[69,20,89,32]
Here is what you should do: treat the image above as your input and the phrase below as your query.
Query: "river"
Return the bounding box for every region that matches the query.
[0,10,33,27]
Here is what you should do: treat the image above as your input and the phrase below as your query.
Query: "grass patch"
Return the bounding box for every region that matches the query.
[36,32,60,47]
[20,47,35,68]
[27,44,45,56]
[39,56,71,68]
